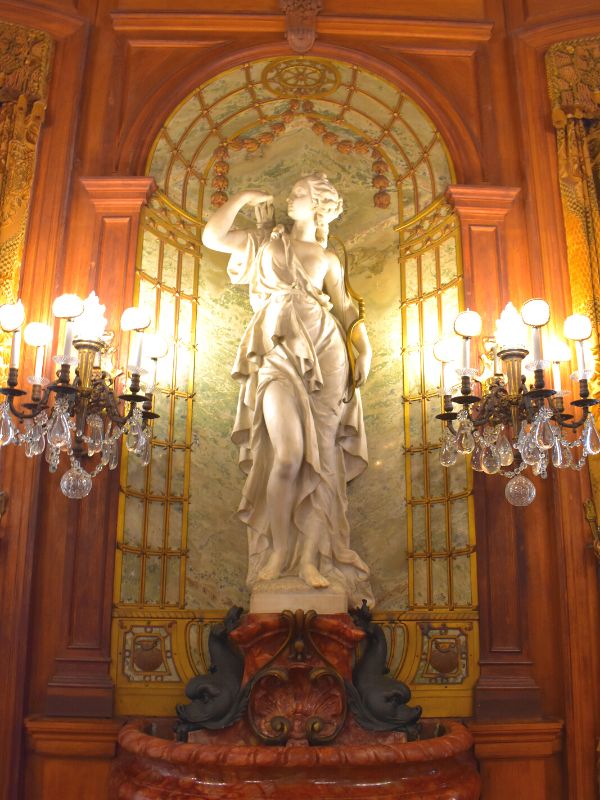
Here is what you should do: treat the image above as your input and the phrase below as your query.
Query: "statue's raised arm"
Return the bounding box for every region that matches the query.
[201,173,375,612]
[202,190,274,254]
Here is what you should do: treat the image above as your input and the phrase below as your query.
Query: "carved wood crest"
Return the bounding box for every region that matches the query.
[280,0,324,54]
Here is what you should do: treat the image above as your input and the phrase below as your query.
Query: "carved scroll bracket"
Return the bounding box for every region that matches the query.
[280,0,323,54]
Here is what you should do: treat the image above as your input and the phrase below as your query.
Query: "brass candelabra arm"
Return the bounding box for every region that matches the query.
[4,383,52,421]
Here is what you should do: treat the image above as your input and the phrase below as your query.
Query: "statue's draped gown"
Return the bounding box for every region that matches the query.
[228,226,374,605]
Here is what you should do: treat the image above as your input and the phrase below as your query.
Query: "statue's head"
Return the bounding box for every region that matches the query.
[288,173,343,246]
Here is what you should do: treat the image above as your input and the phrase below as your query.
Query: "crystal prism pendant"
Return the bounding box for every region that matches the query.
[582,416,600,456]
[60,467,92,499]
[505,475,536,506]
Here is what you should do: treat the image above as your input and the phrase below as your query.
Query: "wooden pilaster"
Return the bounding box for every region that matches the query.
[45,177,155,717]
[447,184,542,719]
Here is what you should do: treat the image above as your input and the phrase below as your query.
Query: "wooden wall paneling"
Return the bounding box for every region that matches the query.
[44,177,156,718]
[25,716,121,800]
[469,720,564,800]
[0,7,88,800]
[511,19,600,798]
[446,185,543,719]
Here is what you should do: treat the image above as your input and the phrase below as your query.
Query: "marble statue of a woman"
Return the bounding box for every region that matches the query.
[202,174,374,608]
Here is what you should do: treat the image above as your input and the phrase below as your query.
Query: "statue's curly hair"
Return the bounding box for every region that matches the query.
[302,172,343,246]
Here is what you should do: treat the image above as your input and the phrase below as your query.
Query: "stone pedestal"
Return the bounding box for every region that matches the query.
[250,576,348,614]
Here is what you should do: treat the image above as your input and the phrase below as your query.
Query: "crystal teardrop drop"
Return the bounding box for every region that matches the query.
[87,414,104,455]
[440,433,458,467]
[0,408,14,447]
[521,437,541,466]
[456,424,475,455]
[481,445,501,475]
[471,442,484,471]
[534,419,555,450]
[126,419,142,453]
[583,416,600,455]
[552,437,564,468]
[139,433,151,467]
[109,440,119,470]
[48,413,71,449]
[496,431,514,466]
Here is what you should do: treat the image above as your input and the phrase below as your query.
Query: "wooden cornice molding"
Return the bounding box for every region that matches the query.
[0,0,85,38]
[514,13,600,49]
[80,176,157,214]
[111,11,493,45]
[446,185,521,221]
[468,719,564,759]
[25,716,122,758]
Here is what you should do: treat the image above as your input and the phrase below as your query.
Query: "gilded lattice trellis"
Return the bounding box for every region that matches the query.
[0,23,53,377]
[112,56,478,718]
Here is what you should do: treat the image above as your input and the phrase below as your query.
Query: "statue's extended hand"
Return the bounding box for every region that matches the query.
[242,190,274,207]
[354,351,372,387]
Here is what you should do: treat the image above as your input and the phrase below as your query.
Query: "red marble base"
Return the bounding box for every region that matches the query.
[111,718,480,799]
[110,612,481,798]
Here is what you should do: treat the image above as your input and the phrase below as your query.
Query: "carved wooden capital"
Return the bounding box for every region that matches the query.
[80,176,157,214]
[546,35,600,125]
[280,0,323,54]
[446,185,521,222]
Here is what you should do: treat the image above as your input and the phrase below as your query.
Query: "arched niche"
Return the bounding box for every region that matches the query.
[112,54,478,718]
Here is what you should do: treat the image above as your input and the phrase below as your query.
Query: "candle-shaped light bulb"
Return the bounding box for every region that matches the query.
[564,314,593,378]
[24,322,53,382]
[53,294,84,362]
[454,310,481,371]
[521,299,550,365]
[130,331,144,373]
[0,300,26,370]
[546,339,571,393]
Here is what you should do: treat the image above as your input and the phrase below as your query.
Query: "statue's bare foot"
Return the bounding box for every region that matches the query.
[299,563,330,589]
[258,552,285,581]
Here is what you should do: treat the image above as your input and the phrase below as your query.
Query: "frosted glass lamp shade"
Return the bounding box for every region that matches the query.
[546,338,572,363]
[521,298,550,327]
[454,309,482,338]
[433,336,461,364]
[121,306,152,332]
[52,294,84,319]
[564,314,592,341]
[23,322,53,347]
[0,300,25,332]
[144,333,169,360]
